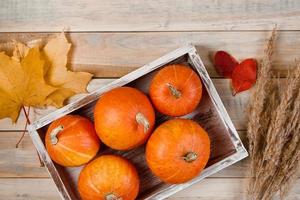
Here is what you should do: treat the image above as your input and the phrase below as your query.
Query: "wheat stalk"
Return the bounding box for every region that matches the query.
[247,28,300,200]
[260,66,300,200]
[247,28,278,199]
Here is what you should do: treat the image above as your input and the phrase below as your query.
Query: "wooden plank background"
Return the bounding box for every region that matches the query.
[1,0,300,32]
[0,0,299,199]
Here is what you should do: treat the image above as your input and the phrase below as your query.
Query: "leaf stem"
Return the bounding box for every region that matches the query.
[15,106,31,148]
[16,106,44,167]
[15,122,28,148]
[22,106,31,124]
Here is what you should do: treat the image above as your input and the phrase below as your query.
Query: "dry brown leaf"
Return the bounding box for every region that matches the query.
[0,47,56,122]
[43,33,93,107]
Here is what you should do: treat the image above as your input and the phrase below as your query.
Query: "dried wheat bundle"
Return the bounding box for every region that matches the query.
[247,28,300,200]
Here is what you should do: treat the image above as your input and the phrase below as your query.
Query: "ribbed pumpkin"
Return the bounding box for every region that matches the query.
[149,64,202,116]
[45,115,100,167]
[146,119,210,184]
[78,155,140,200]
[94,87,155,150]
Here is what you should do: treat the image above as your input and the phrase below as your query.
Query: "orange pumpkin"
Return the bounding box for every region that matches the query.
[78,155,139,200]
[145,119,210,184]
[45,115,100,167]
[94,87,155,150]
[149,64,202,116]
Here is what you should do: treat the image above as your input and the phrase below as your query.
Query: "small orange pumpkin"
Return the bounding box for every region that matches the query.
[149,64,202,116]
[146,119,210,184]
[78,155,140,200]
[94,87,155,150]
[45,115,100,167]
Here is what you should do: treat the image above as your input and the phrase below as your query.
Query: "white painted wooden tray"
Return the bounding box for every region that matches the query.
[28,45,248,200]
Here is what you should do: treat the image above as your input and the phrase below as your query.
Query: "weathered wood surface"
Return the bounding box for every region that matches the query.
[0,178,299,200]
[2,131,299,179]
[171,178,300,200]
[1,0,300,32]
[1,1,300,199]
[0,79,249,131]
[0,132,47,178]
[0,31,298,78]
[0,130,247,178]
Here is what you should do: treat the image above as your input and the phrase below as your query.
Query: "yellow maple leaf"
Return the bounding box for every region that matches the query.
[12,40,29,62]
[43,33,93,107]
[0,47,56,122]
[9,33,93,108]
[12,39,43,62]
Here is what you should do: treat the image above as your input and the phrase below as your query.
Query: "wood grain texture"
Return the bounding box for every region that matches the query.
[0,131,248,178]
[0,1,299,199]
[1,0,300,32]
[171,178,300,200]
[0,131,243,178]
[0,178,299,200]
[0,31,298,78]
[0,79,249,131]
[10,131,300,180]
[0,132,48,177]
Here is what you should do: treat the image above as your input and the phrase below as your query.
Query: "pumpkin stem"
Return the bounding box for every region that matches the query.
[136,112,150,133]
[183,152,198,163]
[50,125,64,145]
[105,193,123,200]
[166,83,181,98]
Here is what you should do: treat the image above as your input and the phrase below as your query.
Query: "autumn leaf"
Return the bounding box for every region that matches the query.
[214,51,239,78]
[12,41,29,62]
[12,39,43,62]
[10,33,93,108]
[232,58,257,95]
[0,47,56,122]
[214,50,257,95]
[43,33,93,107]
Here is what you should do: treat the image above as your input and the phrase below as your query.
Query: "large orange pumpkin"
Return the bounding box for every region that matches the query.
[94,87,155,150]
[45,115,100,167]
[78,155,140,200]
[149,64,202,116]
[145,119,210,184]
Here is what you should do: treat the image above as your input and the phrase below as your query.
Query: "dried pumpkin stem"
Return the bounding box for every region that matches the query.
[135,112,150,133]
[105,193,122,200]
[183,152,198,162]
[50,125,64,145]
[166,83,181,98]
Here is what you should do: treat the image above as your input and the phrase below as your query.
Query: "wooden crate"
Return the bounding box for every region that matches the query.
[28,45,248,200]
